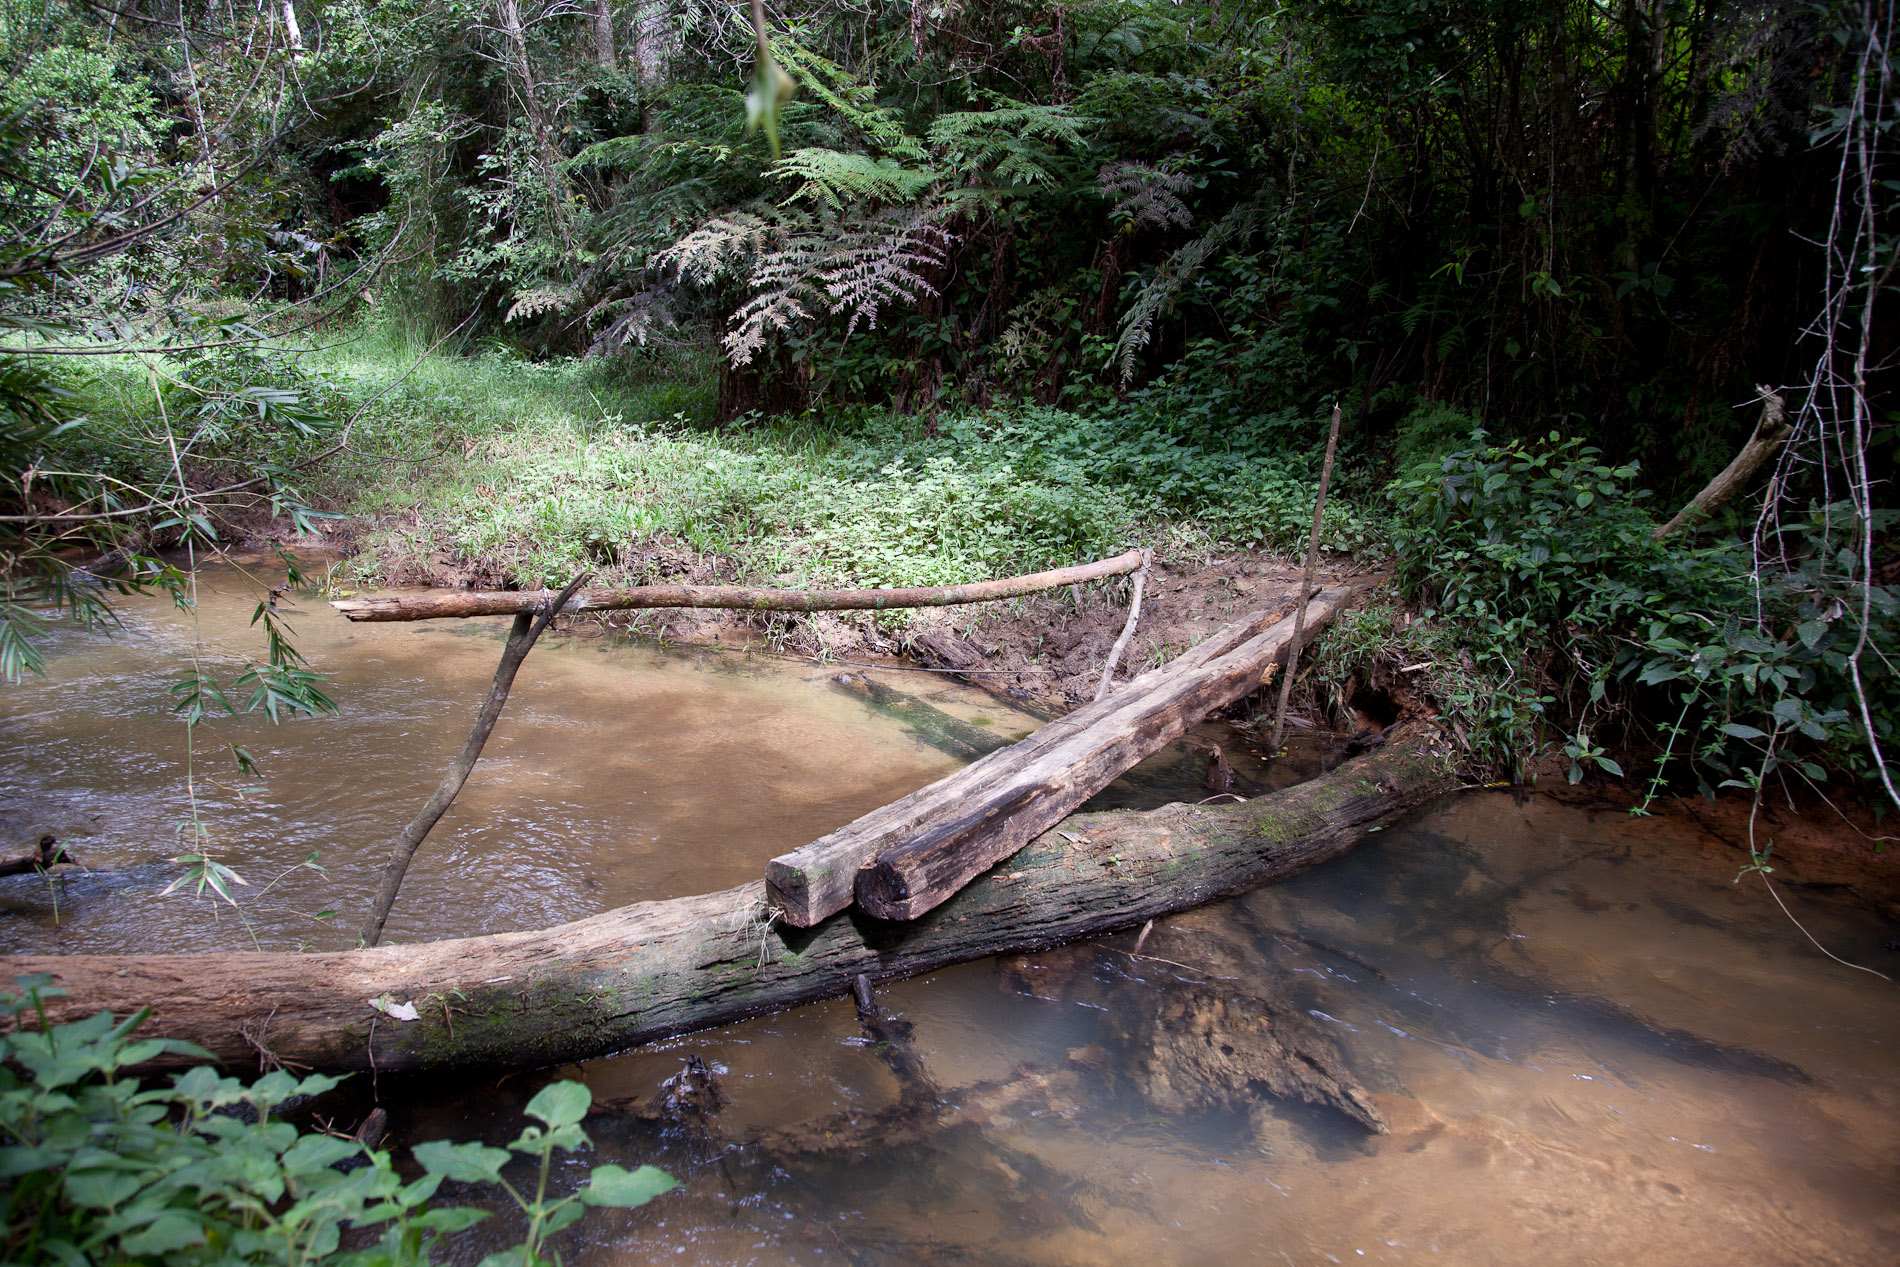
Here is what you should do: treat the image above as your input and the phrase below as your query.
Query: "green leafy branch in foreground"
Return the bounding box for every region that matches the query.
[0,976,675,1266]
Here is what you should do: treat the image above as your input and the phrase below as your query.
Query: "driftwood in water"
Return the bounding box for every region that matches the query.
[0,835,66,878]
[361,572,590,947]
[329,550,1146,623]
[0,728,1454,1075]
[842,587,1355,925]
[829,673,1015,761]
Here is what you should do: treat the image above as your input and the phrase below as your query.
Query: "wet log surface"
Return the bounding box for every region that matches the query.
[0,728,1454,1075]
[847,587,1356,924]
[769,587,1355,927]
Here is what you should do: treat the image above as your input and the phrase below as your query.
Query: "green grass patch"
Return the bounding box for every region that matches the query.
[310,329,1380,613]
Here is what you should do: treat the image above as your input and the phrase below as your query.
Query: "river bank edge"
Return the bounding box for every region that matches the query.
[219,513,1900,917]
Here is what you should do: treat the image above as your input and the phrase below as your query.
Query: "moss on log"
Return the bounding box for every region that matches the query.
[0,729,1455,1075]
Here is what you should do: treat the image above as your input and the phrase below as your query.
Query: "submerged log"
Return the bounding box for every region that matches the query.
[824,587,1355,925]
[829,673,1015,761]
[0,835,65,878]
[329,550,1146,622]
[0,728,1454,1075]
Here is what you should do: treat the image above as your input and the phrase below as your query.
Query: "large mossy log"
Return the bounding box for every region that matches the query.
[0,729,1454,1075]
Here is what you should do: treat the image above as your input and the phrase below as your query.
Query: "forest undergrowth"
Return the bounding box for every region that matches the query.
[301,323,1378,600]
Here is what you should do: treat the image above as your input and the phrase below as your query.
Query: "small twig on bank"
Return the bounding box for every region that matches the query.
[1268,402,1343,750]
[1094,548,1153,701]
[358,571,591,947]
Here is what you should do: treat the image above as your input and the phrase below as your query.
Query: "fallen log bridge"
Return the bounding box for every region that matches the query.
[0,729,1455,1075]
[770,585,1356,926]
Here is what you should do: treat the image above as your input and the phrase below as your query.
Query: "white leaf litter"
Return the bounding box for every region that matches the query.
[367,995,421,1021]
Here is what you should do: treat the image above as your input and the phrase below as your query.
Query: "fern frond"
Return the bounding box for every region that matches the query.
[770,38,929,161]
[773,148,936,209]
[657,208,779,287]
[997,281,1086,375]
[659,201,950,366]
[929,101,1097,187]
[818,207,951,337]
[725,216,828,364]
[504,285,578,323]
[586,283,681,354]
[1114,202,1263,383]
[1097,158,1196,233]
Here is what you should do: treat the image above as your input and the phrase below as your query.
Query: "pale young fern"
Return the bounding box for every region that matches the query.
[658,204,949,364]
[1097,158,1197,233]
[503,284,578,323]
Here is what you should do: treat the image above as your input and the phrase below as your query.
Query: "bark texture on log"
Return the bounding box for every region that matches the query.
[0,730,1454,1075]
[772,586,1352,927]
[1654,389,1789,541]
[330,550,1145,622]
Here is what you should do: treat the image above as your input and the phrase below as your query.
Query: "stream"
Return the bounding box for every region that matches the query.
[3,562,1896,1264]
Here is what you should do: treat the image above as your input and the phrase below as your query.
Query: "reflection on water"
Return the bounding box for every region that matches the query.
[5,563,1898,1263]
[0,561,1032,952]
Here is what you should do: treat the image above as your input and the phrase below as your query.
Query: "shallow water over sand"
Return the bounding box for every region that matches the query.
[0,562,1034,951]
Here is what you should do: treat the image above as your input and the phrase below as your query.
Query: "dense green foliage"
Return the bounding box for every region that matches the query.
[0,977,674,1265]
[0,0,1891,796]
[1379,433,1894,794]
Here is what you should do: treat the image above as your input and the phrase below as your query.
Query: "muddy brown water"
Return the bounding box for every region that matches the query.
[3,564,1897,1264]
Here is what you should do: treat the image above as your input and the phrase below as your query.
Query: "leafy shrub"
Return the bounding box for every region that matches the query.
[0,976,673,1266]
[1387,432,1895,796]
[791,453,1130,590]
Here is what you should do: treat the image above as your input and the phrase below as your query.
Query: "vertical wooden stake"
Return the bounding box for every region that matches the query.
[1268,403,1343,751]
[359,571,590,947]
[1094,547,1153,702]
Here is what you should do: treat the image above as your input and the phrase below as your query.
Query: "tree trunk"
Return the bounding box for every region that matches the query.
[495,0,574,249]
[1653,389,1790,540]
[629,0,670,85]
[591,0,617,69]
[784,587,1355,926]
[0,730,1455,1075]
